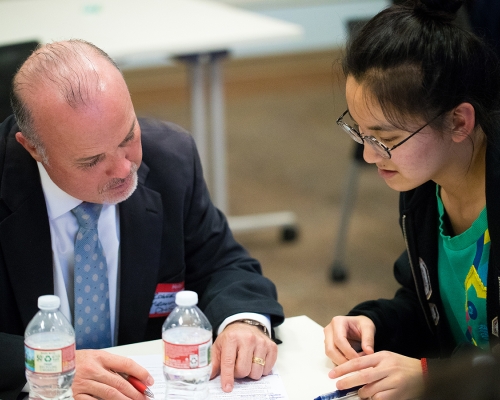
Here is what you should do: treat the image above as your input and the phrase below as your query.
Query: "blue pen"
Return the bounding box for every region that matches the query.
[313,385,363,400]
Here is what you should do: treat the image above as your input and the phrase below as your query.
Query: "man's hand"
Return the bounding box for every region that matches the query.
[210,321,277,392]
[324,315,376,365]
[72,349,154,400]
[329,351,424,400]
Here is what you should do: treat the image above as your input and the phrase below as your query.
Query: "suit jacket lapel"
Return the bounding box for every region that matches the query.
[0,126,164,343]
[0,130,53,327]
[117,162,164,345]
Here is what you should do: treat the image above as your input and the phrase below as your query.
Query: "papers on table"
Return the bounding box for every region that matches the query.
[128,354,289,399]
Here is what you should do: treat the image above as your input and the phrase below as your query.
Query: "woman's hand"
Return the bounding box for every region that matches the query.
[324,315,376,365]
[330,351,424,400]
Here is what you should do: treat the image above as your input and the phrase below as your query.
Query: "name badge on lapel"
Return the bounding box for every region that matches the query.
[149,282,184,318]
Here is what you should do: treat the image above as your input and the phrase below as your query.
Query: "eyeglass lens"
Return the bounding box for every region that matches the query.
[338,113,363,143]
[338,112,390,158]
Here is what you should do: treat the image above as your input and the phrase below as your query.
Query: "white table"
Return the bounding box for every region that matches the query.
[106,315,346,399]
[0,0,301,233]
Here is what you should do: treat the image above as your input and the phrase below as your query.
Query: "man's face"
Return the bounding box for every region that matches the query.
[22,62,143,204]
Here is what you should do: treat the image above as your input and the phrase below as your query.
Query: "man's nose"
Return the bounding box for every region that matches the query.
[107,154,132,178]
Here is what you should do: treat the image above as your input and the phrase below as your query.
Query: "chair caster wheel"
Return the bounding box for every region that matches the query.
[330,261,348,282]
[281,226,298,242]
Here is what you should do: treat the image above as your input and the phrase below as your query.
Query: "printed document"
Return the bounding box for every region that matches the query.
[129,354,289,399]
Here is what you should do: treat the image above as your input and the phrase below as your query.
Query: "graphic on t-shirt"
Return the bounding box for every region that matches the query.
[464,229,489,346]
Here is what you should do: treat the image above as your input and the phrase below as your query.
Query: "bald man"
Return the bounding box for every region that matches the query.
[0,39,283,400]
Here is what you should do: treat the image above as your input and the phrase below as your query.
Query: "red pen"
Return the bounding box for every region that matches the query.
[115,371,155,398]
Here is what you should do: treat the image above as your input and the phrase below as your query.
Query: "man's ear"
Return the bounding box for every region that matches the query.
[15,131,44,162]
[451,102,476,143]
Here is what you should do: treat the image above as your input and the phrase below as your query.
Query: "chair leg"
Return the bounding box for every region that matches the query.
[329,17,371,282]
[329,157,362,281]
[329,142,366,282]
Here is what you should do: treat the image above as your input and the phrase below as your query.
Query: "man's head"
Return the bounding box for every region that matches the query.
[12,39,142,204]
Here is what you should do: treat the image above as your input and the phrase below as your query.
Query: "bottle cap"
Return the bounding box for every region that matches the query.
[175,290,198,306]
[38,295,61,310]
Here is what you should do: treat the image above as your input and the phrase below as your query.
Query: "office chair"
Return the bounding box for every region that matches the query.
[329,19,370,282]
[0,41,39,122]
[330,142,366,281]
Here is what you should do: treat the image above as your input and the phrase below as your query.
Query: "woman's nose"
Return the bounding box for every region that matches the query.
[362,142,384,164]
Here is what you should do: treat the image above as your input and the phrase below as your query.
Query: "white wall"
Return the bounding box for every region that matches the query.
[225,0,390,58]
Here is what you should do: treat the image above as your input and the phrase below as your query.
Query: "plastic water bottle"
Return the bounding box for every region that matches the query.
[25,295,76,400]
[162,291,212,399]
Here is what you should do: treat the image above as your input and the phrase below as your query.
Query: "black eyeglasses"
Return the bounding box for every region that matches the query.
[336,109,441,159]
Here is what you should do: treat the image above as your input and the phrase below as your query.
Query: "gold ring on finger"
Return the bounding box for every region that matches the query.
[252,356,265,366]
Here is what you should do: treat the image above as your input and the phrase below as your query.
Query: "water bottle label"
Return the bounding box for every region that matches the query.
[25,344,75,373]
[163,338,212,369]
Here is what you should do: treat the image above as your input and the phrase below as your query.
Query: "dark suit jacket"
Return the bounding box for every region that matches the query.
[0,116,284,398]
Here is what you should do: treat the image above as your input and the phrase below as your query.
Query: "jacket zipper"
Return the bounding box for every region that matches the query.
[402,214,434,332]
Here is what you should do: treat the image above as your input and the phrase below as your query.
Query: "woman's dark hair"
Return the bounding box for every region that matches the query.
[343,0,500,137]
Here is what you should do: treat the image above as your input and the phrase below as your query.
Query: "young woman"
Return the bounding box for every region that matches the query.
[324,0,500,399]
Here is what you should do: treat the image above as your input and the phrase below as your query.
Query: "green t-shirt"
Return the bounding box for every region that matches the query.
[437,186,489,349]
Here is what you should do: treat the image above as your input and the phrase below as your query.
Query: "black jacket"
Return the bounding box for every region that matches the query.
[348,139,500,372]
[0,116,284,399]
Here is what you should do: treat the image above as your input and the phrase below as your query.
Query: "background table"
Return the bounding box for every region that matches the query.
[0,0,302,234]
[106,315,350,399]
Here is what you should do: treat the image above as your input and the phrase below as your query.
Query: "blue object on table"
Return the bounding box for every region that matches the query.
[313,385,363,400]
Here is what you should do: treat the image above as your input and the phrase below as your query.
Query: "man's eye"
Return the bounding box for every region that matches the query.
[80,158,100,169]
[121,133,135,146]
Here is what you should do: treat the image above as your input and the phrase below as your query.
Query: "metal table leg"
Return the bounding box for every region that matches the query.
[177,52,298,241]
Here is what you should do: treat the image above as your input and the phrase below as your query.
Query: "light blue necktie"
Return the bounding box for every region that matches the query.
[72,202,112,349]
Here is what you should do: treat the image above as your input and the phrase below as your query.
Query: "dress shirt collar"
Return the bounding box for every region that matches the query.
[37,162,82,220]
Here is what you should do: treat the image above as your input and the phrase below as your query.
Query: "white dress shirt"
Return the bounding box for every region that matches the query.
[37,162,120,344]
[37,162,270,346]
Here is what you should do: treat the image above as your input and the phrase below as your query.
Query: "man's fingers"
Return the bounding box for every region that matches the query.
[112,355,154,386]
[219,336,238,392]
[243,336,277,380]
[210,346,221,380]
[233,347,253,379]
[73,350,153,400]
[262,342,277,376]
[73,373,130,400]
[247,355,265,380]
[234,334,277,380]
[78,350,153,383]
[245,345,269,380]
[73,394,97,400]
[214,321,279,392]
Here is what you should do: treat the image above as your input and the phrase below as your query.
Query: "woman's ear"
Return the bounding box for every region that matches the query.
[450,102,476,143]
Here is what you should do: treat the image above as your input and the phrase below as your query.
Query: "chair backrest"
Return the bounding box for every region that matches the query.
[0,41,39,122]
